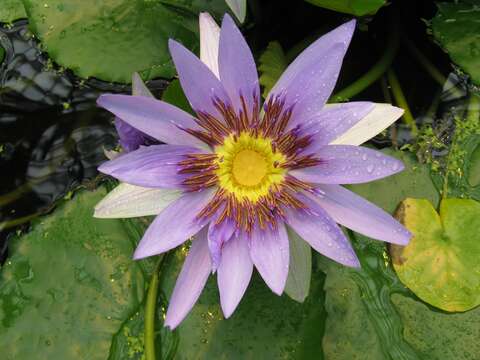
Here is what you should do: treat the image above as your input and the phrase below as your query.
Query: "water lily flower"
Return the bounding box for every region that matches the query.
[95,12,411,329]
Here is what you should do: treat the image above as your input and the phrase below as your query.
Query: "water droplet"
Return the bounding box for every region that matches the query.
[366,164,375,173]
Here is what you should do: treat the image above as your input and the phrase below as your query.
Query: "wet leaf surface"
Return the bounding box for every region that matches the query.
[22,0,228,83]
[161,252,327,359]
[432,1,480,86]
[0,186,149,359]
[391,198,480,312]
[392,294,480,360]
[0,0,26,24]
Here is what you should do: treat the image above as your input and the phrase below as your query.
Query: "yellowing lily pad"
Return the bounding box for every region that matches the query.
[391,198,480,312]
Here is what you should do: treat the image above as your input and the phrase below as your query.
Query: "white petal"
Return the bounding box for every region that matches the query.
[132,72,154,97]
[103,147,121,160]
[94,183,181,218]
[225,0,247,23]
[329,103,404,146]
[199,12,220,78]
[284,227,312,303]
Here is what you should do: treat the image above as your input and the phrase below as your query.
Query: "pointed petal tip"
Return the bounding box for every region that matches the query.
[168,38,180,53]
[164,318,179,331]
[221,303,235,319]
[222,12,235,26]
[345,18,357,29]
[132,244,156,260]
[132,72,141,83]
[96,93,109,107]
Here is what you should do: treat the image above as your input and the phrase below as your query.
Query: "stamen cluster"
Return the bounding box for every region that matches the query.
[178,94,320,232]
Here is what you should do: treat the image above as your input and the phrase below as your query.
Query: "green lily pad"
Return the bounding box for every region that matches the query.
[0,0,26,23]
[305,0,385,16]
[22,0,228,83]
[162,79,193,115]
[432,1,480,86]
[391,197,480,312]
[0,186,151,358]
[392,294,480,360]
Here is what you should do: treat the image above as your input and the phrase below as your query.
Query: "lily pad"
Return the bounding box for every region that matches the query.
[22,0,228,83]
[392,294,480,360]
[148,247,327,359]
[391,198,480,312]
[305,0,385,16]
[432,1,480,86]
[162,79,193,114]
[0,0,26,23]
[0,186,151,358]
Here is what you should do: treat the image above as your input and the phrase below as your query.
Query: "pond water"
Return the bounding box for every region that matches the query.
[0,0,479,359]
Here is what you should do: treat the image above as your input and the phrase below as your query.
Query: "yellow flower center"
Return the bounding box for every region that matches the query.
[232,149,267,186]
[215,132,286,202]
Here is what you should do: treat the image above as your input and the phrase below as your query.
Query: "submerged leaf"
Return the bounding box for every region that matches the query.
[392,294,480,360]
[432,1,480,86]
[391,197,480,312]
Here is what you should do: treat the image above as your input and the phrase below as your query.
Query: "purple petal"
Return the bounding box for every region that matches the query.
[114,73,157,152]
[301,102,375,148]
[168,39,232,118]
[98,94,207,149]
[165,228,211,329]
[133,189,215,259]
[114,118,157,153]
[268,20,356,127]
[98,144,200,188]
[285,194,359,267]
[208,215,235,271]
[219,14,259,118]
[313,184,411,245]
[291,145,404,184]
[217,232,253,318]
[249,222,289,295]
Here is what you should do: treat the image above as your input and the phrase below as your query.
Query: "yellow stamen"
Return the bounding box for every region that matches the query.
[232,150,267,186]
[215,132,286,202]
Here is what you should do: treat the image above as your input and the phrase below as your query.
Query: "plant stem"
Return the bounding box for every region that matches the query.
[387,69,418,137]
[144,255,165,360]
[331,18,399,102]
[466,93,480,125]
